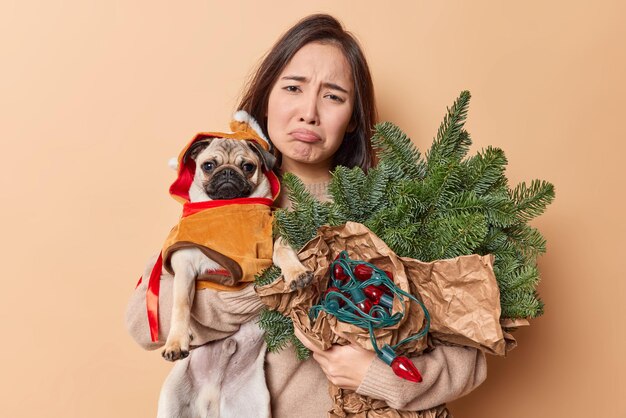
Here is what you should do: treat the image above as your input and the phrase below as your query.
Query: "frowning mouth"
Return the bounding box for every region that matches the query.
[290,129,322,143]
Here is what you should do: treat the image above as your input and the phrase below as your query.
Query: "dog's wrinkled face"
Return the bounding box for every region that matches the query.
[187,137,273,202]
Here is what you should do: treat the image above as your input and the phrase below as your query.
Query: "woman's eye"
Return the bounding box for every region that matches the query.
[284,85,300,93]
[242,163,256,173]
[327,94,345,103]
[201,161,215,171]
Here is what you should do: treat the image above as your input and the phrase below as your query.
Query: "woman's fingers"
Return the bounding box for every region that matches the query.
[293,327,376,390]
[312,351,330,375]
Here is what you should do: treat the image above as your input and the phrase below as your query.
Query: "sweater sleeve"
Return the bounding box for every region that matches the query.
[356,345,487,411]
[124,254,265,350]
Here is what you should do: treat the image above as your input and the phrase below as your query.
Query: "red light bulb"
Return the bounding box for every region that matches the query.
[378,285,392,296]
[363,286,394,309]
[363,285,384,300]
[333,264,349,283]
[349,288,372,315]
[354,264,373,281]
[381,272,394,295]
[378,345,423,383]
[391,356,422,383]
[356,299,373,315]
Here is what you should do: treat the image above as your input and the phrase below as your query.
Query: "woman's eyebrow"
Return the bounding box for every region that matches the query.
[281,75,349,94]
[324,82,349,94]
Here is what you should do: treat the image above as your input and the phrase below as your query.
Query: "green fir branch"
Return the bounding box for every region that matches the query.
[462,146,508,196]
[504,223,548,258]
[441,191,484,216]
[268,90,554,328]
[362,166,390,220]
[258,308,295,353]
[427,90,472,170]
[510,180,556,222]
[291,335,311,360]
[427,212,489,260]
[274,208,312,250]
[282,172,318,209]
[499,265,540,293]
[501,289,544,318]
[372,122,426,180]
[379,223,425,260]
[479,227,509,254]
[479,194,517,228]
[423,161,464,212]
[328,166,369,222]
[255,264,282,287]
[279,173,330,247]
[492,251,523,281]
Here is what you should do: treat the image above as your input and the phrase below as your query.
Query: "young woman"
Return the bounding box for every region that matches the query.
[126,14,486,417]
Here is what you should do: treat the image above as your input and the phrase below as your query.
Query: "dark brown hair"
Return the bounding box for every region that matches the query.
[237,14,377,171]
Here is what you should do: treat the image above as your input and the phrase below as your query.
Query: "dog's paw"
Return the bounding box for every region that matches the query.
[162,341,190,362]
[288,271,314,291]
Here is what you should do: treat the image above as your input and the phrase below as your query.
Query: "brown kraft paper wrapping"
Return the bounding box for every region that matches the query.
[256,222,507,417]
[328,385,451,418]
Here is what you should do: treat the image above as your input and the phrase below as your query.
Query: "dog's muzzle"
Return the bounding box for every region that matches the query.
[206,168,253,200]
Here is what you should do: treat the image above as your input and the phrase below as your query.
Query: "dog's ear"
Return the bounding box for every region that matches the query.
[185,139,212,163]
[246,140,277,171]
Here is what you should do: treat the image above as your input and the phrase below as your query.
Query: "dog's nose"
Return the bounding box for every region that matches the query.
[219,168,236,180]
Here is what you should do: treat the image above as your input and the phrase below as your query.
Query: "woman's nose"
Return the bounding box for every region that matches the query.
[298,92,319,125]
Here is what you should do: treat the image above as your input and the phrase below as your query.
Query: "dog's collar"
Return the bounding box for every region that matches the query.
[182,197,272,217]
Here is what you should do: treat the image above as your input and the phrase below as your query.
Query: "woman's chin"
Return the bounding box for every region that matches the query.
[282,150,314,165]
[282,153,332,172]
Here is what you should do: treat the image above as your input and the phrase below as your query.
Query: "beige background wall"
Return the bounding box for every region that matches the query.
[1,1,624,417]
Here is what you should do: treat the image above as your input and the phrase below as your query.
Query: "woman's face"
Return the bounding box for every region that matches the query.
[267,42,354,179]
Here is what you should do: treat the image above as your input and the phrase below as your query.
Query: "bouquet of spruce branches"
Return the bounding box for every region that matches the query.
[256,90,555,359]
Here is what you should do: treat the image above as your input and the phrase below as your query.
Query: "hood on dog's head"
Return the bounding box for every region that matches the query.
[169,111,279,204]
[183,137,276,174]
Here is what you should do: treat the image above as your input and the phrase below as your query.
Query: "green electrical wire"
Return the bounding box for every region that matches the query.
[308,251,431,358]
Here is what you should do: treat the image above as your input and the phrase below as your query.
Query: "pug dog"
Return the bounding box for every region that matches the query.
[162,136,313,362]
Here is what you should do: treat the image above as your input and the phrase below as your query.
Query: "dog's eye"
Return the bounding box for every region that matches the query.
[242,163,256,173]
[201,161,215,171]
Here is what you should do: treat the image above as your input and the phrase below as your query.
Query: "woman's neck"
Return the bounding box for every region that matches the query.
[279,160,332,184]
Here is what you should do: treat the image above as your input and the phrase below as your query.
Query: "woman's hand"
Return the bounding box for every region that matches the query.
[293,326,376,391]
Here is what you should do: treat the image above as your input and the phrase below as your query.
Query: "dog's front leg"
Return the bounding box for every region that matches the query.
[273,237,314,291]
[162,250,196,361]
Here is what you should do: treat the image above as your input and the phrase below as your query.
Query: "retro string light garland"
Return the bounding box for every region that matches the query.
[309,251,431,383]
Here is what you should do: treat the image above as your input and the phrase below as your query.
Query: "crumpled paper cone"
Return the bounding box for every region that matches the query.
[257,222,506,355]
[257,221,429,354]
[329,385,451,418]
[255,221,507,417]
[500,318,530,352]
[400,254,505,355]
